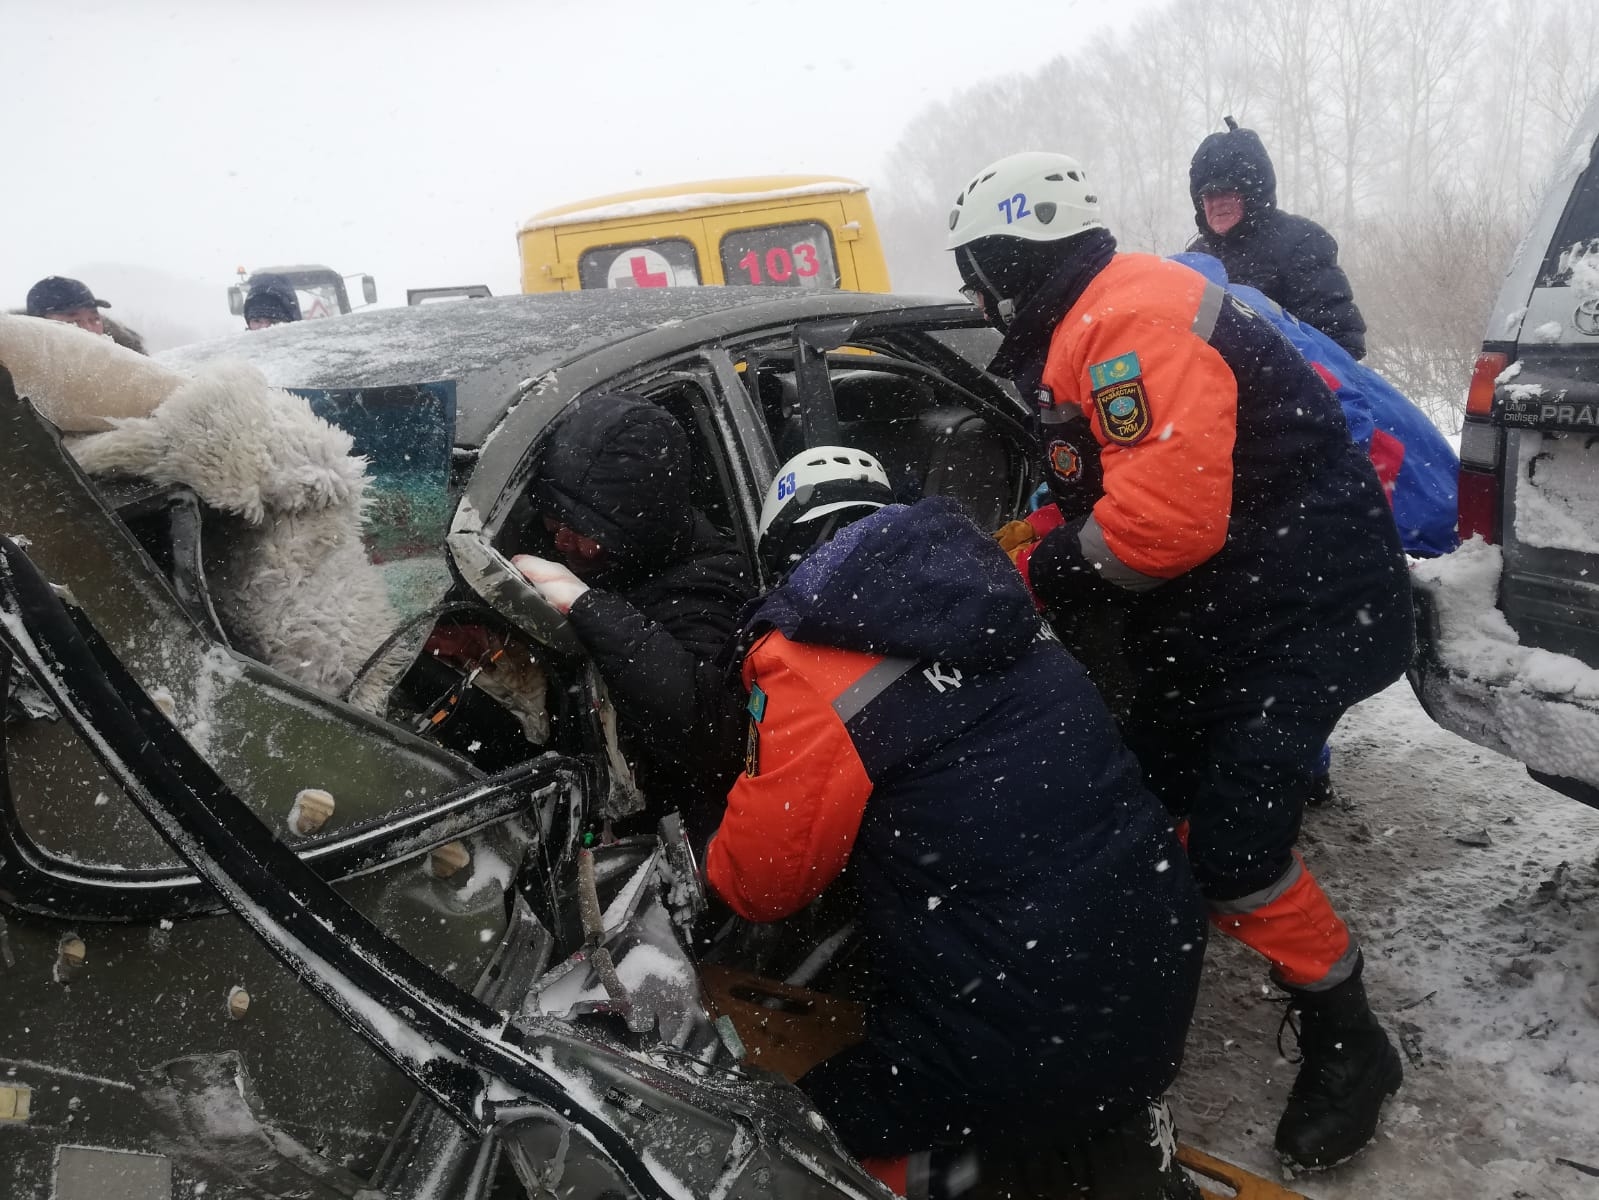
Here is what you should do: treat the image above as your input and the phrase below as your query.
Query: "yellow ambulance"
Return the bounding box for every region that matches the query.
[518,175,891,294]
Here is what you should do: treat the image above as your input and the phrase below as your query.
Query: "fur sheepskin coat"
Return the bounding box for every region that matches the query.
[68,360,398,695]
[0,314,396,696]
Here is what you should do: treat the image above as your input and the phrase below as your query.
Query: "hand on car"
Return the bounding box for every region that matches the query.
[512,554,590,614]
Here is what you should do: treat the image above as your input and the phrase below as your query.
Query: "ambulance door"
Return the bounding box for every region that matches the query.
[703,198,855,291]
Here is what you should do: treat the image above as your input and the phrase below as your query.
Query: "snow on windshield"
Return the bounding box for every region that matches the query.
[157,290,790,445]
[161,295,567,385]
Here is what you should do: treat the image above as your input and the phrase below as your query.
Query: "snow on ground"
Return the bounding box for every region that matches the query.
[1172,679,1599,1199]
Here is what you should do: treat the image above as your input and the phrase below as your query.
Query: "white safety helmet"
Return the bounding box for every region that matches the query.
[757,446,895,576]
[946,151,1103,249]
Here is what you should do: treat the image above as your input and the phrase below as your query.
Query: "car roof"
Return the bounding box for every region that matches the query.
[159,288,956,447]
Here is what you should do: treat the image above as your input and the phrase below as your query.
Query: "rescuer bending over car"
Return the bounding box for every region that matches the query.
[511,392,755,828]
[703,447,1209,1199]
[954,152,1414,1171]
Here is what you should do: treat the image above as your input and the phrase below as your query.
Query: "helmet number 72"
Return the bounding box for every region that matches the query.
[997,193,1031,223]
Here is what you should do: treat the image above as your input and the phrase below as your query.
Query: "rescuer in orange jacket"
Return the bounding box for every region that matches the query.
[704,446,1207,1199]
[948,152,1414,1172]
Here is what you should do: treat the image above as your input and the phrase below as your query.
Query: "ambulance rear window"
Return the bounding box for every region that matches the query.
[720,222,839,289]
[578,239,702,290]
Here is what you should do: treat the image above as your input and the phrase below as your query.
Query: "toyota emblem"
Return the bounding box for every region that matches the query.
[1575,295,1599,337]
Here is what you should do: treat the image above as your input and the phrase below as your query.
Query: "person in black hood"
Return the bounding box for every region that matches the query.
[1189,117,1368,359]
[513,392,755,827]
[242,275,303,330]
[705,446,1207,1200]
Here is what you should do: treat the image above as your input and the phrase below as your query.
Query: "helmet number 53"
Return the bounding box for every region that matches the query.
[997,193,1031,223]
[776,471,797,500]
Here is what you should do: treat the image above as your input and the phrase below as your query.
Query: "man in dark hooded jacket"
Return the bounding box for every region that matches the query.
[513,392,754,825]
[706,446,1207,1199]
[1188,118,1367,359]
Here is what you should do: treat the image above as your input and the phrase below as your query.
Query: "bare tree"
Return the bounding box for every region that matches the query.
[875,0,1596,427]
[1345,192,1523,426]
[1391,0,1480,212]
[1325,0,1395,228]
[1528,1,1599,135]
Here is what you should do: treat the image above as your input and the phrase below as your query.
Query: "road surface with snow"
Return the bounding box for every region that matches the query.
[1172,679,1599,1199]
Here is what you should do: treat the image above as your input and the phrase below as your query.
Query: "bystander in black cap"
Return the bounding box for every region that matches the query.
[26,276,111,317]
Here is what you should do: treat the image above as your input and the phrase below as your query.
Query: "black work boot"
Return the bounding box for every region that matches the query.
[1275,966,1403,1170]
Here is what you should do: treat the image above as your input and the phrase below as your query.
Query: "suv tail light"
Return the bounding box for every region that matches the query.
[1457,461,1500,544]
[1466,352,1508,416]
[1457,351,1509,544]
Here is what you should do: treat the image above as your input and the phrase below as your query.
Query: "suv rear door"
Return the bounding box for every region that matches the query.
[1494,142,1599,666]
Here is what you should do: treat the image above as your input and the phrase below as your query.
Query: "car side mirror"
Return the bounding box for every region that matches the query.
[227,285,245,317]
[361,275,378,306]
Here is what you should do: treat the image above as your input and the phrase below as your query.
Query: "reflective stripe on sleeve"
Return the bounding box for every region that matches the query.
[831,657,918,724]
[1079,517,1166,593]
[1191,280,1226,342]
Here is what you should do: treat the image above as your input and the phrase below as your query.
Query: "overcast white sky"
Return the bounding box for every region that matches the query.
[3,0,1159,342]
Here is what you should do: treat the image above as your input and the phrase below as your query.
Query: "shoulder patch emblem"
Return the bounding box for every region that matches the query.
[1088,351,1142,391]
[743,717,760,777]
[1093,379,1152,445]
[746,683,768,723]
[1048,438,1082,481]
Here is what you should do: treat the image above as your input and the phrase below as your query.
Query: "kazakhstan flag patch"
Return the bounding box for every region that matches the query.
[1088,352,1142,391]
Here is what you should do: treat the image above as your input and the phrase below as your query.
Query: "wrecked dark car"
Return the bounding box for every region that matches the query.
[0,289,1040,1199]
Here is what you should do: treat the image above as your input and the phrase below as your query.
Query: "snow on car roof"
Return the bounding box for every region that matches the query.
[159,290,779,446]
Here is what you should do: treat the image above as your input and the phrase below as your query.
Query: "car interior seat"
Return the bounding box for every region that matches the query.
[831,371,1017,524]
[920,411,1012,529]
[755,359,1022,525]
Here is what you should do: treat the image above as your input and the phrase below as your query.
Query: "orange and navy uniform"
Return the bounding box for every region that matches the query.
[704,633,876,923]
[704,498,1205,1157]
[1171,249,1460,558]
[992,250,1411,995]
[1022,254,1407,631]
